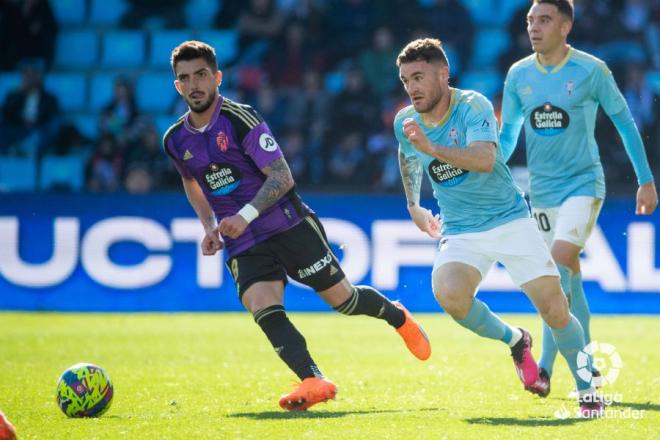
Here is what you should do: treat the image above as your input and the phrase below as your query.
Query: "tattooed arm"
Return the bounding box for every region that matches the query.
[218,157,294,239]
[399,149,441,238]
[250,157,295,213]
[399,150,423,208]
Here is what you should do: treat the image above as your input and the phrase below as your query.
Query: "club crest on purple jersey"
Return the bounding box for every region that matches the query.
[216,132,229,152]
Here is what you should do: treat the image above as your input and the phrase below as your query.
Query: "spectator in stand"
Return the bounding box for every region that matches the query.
[0,0,22,71]
[280,127,309,184]
[328,131,367,185]
[265,20,316,89]
[328,66,381,145]
[359,27,400,99]
[85,134,124,192]
[121,0,185,28]
[0,60,59,156]
[14,0,57,69]
[100,77,140,146]
[420,0,474,70]
[124,123,177,191]
[326,0,375,64]
[237,0,285,52]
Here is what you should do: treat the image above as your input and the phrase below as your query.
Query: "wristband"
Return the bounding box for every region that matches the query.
[238,204,259,224]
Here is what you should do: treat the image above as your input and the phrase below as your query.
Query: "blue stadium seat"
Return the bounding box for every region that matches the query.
[646,71,660,95]
[443,45,462,76]
[0,157,37,192]
[149,30,194,68]
[89,0,128,26]
[136,73,177,113]
[0,73,21,106]
[185,0,221,29]
[324,71,345,95]
[40,154,88,192]
[471,29,511,69]
[101,31,145,68]
[71,114,99,139]
[44,73,87,112]
[459,70,503,101]
[51,0,86,26]
[55,30,99,69]
[155,114,180,138]
[89,73,117,112]
[459,0,500,26]
[197,30,238,65]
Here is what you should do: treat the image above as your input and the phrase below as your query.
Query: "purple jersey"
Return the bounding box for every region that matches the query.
[163,96,310,257]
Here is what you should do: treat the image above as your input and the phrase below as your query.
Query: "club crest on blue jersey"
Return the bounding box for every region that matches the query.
[531,102,570,136]
[428,159,468,187]
[204,163,241,195]
[566,80,574,96]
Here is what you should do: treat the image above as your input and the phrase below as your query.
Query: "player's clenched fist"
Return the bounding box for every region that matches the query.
[202,227,224,255]
[219,214,249,239]
[403,118,434,156]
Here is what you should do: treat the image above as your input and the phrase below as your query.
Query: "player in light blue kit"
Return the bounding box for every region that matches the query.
[394,38,603,418]
[500,0,657,398]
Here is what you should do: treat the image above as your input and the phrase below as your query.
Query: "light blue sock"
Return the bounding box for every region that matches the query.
[570,271,591,345]
[456,298,518,345]
[551,314,592,391]
[538,264,572,376]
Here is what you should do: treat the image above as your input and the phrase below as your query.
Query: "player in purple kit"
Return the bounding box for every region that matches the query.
[163,41,431,411]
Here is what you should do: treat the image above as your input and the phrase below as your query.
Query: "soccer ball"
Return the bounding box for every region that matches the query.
[56,363,114,418]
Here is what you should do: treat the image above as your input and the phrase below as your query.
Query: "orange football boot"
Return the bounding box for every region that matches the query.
[278,377,337,411]
[393,301,431,360]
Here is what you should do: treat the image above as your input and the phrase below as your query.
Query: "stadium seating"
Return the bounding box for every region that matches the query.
[459,70,503,101]
[647,71,660,95]
[89,73,118,112]
[136,73,178,113]
[50,0,87,26]
[89,0,128,26]
[101,31,145,68]
[0,73,21,106]
[0,157,37,192]
[471,29,511,69]
[71,114,99,140]
[197,30,238,65]
[149,30,195,68]
[44,73,87,112]
[55,30,99,69]
[184,0,221,29]
[40,154,88,192]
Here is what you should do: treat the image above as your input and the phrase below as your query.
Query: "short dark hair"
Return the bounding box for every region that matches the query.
[396,38,449,68]
[534,0,574,21]
[170,40,218,74]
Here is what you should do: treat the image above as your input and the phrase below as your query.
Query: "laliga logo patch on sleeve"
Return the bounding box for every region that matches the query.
[259,133,279,152]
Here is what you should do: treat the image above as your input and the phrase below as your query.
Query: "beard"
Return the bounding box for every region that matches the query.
[413,89,443,113]
[186,92,216,114]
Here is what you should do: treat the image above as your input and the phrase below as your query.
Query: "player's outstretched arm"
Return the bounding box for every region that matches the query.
[182,176,223,254]
[398,149,441,238]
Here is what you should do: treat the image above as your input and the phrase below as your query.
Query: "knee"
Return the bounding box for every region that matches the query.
[434,284,470,319]
[538,291,570,329]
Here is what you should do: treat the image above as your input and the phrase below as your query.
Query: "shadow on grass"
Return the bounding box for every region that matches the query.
[465,417,590,427]
[609,401,659,412]
[227,407,441,420]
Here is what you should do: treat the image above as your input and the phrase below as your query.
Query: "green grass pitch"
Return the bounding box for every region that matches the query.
[0,312,657,439]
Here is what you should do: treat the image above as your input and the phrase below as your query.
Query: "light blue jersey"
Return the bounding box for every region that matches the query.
[501,47,653,208]
[395,88,529,235]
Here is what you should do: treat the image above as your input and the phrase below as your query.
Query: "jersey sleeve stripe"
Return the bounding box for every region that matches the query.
[222,101,260,128]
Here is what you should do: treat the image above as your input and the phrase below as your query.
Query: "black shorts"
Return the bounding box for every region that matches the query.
[226,214,346,300]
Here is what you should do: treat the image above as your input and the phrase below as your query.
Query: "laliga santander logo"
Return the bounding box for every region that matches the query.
[577,341,623,387]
